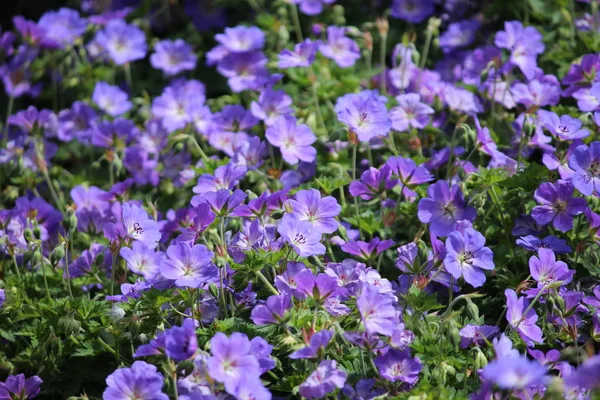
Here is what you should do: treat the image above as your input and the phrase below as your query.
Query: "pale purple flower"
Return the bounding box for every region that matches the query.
[122,203,161,249]
[287,189,341,234]
[516,235,572,254]
[565,354,600,390]
[278,39,319,68]
[417,180,476,237]
[386,156,433,200]
[292,0,335,16]
[442,84,483,115]
[439,20,479,53]
[152,79,206,132]
[480,355,548,391]
[103,361,168,400]
[584,286,600,308]
[505,289,543,346]
[216,52,270,92]
[531,180,587,232]
[459,324,500,348]
[266,116,316,165]
[160,243,217,288]
[277,214,325,257]
[319,26,360,68]
[215,26,265,53]
[191,189,247,216]
[299,360,347,399]
[193,163,247,194]
[529,248,573,287]
[120,241,164,280]
[150,39,197,76]
[94,19,147,65]
[374,349,422,385]
[494,21,545,80]
[342,238,394,261]
[444,227,494,287]
[250,89,293,125]
[335,91,392,142]
[92,82,132,117]
[389,93,434,132]
[295,270,339,301]
[511,77,561,108]
[38,8,87,48]
[357,284,398,336]
[568,142,600,195]
[207,332,261,393]
[538,110,589,141]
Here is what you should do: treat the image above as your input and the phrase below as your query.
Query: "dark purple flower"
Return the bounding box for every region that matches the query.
[390,0,434,23]
[505,289,543,346]
[266,116,316,165]
[342,238,394,261]
[0,374,42,400]
[164,318,198,361]
[531,180,587,232]
[417,180,476,237]
[290,330,333,359]
[444,227,494,287]
[57,101,98,142]
[0,48,41,98]
[275,262,307,296]
[565,354,600,390]
[160,243,217,288]
[357,284,398,336]
[374,349,422,385]
[439,19,479,54]
[319,26,360,68]
[94,19,147,65]
[299,360,346,399]
[150,39,197,76]
[568,142,600,195]
[295,270,338,301]
[516,235,572,254]
[103,361,168,400]
[349,164,395,200]
[193,163,246,194]
[176,204,216,245]
[278,39,319,68]
[251,294,292,325]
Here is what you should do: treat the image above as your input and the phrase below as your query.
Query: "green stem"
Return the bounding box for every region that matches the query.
[290,3,304,43]
[3,95,13,144]
[380,34,387,94]
[110,236,127,296]
[39,252,52,302]
[65,240,74,300]
[309,66,328,136]
[124,63,133,91]
[419,27,433,69]
[352,144,364,240]
[256,270,279,295]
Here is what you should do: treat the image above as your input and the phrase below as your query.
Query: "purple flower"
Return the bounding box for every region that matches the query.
[290,330,333,359]
[565,354,600,390]
[92,82,132,117]
[357,284,398,336]
[216,52,270,93]
[207,332,261,393]
[442,84,483,115]
[439,20,479,53]
[251,294,292,325]
[584,286,600,308]
[120,241,164,280]
[374,349,422,385]
[480,355,548,391]
[389,93,434,132]
[335,91,392,142]
[278,39,319,68]
[319,26,360,68]
[459,324,499,348]
[275,262,307,296]
[94,19,147,65]
[250,89,293,125]
[0,374,42,400]
[390,0,434,23]
[528,349,561,366]
[505,289,543,346]
[122,203,162,249]
[277,214,326,257]
[417,180,477,237]
[287,189,341,234]
[0,49,40,99]
[538,110,589,141]
[232,136,267,170]
[193,163,247,194]
[103,361,168,400]
[57,101,98,142]
[495,21,545,80]
[516,235,572,254]
[568,142,600,195]
[563,54,600,96]
[342,238,394,261]
[150,39,197,76]
[38,8,87,48]
[299,360,347,399]
[349,164,395,200]
[230,375,272,400]
[191,189,247,215]
[292,0,335,15]
[266,116,316,165]
[0,289,4,308]
[164,318,198,361]
[529,248,573,287]
[160,243,217,288]
[531,180,587,232]
[444,227,494,287]
[215,26,265,53]
[295,270,339,301]
[152,79,206,133]
[176,204,217,245]
[511,77,561,108]
[70,185,110,232]
[386,156,433,199]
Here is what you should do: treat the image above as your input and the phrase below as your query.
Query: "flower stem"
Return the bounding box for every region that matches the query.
[256,270,279,296]
[290,3,304,43]
[110,236,127,297]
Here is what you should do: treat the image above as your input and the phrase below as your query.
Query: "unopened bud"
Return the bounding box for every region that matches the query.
[23,229,34,242]
[208,283,220,299]
[449,325,461,350]
[336,225,349,243]
[466,301,479,320]
[474,348,488,370]
[33,227,42,240]
[51,245,66,266]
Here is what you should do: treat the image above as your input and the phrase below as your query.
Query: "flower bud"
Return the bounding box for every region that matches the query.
[466,301,479,320]
[51,244,66,266]
[33,226,42,240]
[474,348,488,369]
[23,228,34,243]
[209,283,220,299]
[449,325,461,350]
[336,224,349,243]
